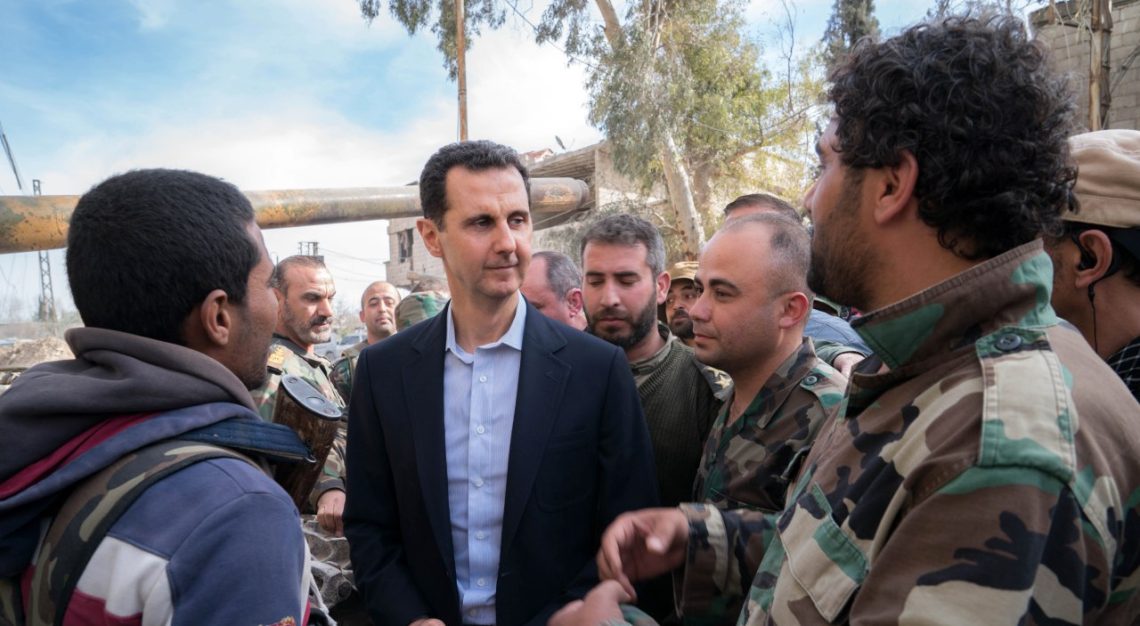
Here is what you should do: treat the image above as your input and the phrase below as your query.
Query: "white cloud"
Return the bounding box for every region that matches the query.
[126,0,176,30]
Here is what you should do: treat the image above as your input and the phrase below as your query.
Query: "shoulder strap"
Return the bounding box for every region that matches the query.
[24,440,256,626]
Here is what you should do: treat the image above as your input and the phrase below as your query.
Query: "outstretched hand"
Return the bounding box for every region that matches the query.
[596,508,689,598]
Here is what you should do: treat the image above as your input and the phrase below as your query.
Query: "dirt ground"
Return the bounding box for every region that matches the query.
[0,337,72,369]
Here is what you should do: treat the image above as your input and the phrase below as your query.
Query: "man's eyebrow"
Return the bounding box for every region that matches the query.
[706,277,739,292]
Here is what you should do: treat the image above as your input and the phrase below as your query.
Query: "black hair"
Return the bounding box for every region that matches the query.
[828,14,1077,259]
[419,140,531,226]
[67,169,260,344]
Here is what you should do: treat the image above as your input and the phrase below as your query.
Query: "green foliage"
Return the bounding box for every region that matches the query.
[358,0,506,79]
[358,0,825,246]
[822,0,879,69]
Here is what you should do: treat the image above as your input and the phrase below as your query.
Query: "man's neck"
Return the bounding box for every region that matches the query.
[451,291,521,353]
[366,331,392,345]
[1081,283,1140,359]
[274,331,313,356]
[725,337,802,426]
[625,324,667,363]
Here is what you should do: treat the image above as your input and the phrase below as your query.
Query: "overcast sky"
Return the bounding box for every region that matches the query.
[0,0,933,320]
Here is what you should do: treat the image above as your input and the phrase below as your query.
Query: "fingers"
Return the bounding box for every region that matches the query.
[316,490,346,536]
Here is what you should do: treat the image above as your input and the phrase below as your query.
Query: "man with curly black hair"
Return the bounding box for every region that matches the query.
[553,14,1140,626]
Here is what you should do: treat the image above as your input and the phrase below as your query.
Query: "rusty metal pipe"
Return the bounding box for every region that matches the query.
[0,177,591,253]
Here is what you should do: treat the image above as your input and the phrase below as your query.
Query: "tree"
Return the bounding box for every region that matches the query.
[358,0,822,259]
[821,0,878,69]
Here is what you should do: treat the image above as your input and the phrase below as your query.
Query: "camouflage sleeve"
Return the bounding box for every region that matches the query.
[675,503,777,623]
[813,340,866,366]
[309,422,347,509]
[329,357,353,409]
[831,471,1123,622]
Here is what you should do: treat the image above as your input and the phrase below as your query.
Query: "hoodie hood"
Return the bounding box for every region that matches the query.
[0,327,268,575]
[0,326,257,482]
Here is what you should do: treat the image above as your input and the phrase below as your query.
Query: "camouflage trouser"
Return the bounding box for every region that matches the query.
[302,516,356,609]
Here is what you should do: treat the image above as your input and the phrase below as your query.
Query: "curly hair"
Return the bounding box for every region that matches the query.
[827,14,1077,260]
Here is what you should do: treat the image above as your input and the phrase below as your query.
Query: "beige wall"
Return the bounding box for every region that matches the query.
[1034,0,1140,131]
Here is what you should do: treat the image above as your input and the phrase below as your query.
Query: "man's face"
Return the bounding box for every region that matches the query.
[582,241,666,350]
[665,280,698,339]
[359,282,400,341]
[689,227,783,375]
[231,223,280,389]
[522,256,576,326]
[418,166,532,306]
[805,120,877,311]
[276,264,336,349]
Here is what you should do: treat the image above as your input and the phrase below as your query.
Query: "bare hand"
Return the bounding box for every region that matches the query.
[548,580,631,626]
[597,508,689,598]
[316,489,346,536]
[832,352,865,378]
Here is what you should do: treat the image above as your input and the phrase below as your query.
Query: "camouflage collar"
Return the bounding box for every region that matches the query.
[271,334,330,370]
[851,240,1058,372]
[723,338,818,431]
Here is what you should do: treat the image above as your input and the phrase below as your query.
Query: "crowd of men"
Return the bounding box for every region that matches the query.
[0,12,1139,626]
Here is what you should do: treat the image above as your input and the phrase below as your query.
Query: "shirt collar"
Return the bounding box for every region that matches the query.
[852,240,1058,371]
[445,295,528,359]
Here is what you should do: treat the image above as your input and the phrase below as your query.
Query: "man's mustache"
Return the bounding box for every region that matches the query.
[308,315,332,327]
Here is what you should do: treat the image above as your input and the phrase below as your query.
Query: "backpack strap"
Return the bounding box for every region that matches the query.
[23,440,257,626]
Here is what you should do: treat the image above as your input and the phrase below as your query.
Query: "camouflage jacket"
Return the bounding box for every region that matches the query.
[693,338,846,514]
[330,340,368,406]
[251,334,348,509]
[672,242,1140,625]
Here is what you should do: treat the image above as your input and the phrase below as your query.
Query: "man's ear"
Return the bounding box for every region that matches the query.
[417,218,443,259]
[566,288,584,316]
[195,288,233,348]
[778,292,811,330]
[873,149,919,225]
[1073,229,1116,288]
[656,272,670,305]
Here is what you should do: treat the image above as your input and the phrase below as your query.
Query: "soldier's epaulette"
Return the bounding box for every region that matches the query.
[267,344,289,375]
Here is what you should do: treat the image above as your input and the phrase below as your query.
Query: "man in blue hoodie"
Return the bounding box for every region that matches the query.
[0,169,313,625]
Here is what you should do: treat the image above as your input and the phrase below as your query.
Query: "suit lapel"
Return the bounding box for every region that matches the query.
[402,310,457,578]
[500,307,570,555]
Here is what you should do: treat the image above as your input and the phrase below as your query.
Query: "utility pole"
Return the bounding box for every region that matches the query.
[299,241,321,259]
[2,122,56,322]
[34,180,56,323]
[1089,0,1113,130]
[456,0,468,140]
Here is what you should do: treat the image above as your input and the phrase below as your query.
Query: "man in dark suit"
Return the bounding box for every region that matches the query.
[344,140,658,626]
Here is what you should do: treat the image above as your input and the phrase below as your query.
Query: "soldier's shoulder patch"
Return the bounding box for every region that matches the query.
[267,344,289,375]
[799,363,847,411]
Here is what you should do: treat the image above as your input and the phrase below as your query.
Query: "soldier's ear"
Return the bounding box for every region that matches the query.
[778,292,811,330]
[198,289,233,347]
[181,289,232,356]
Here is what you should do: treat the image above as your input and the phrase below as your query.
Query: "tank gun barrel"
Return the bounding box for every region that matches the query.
[0,177,591,253]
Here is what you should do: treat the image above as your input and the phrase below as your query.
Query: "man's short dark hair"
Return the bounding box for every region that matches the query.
[419,140,531,227]
[724,193,800,222]
[67,169,259,345]
[718,212,811,297]
[535,250,582,300]
[828,14,1077,260]
[271,255,328,294]
[580,213,666,276]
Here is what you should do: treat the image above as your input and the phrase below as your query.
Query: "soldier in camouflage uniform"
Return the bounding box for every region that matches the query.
[691,215,847,515]
[394,289,449,330]
[250,255,348,535]
[329,280,401,406]
[553,16,1140,626]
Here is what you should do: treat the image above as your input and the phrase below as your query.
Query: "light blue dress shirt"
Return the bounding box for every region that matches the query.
[443,299,526,625]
